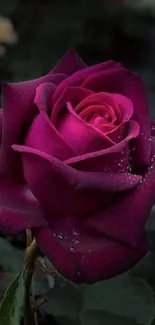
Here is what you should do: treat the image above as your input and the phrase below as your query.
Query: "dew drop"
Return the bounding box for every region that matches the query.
[70,246,75,253]
[57,233,63,240]
[73,239,80,245]
[72,229,80,236]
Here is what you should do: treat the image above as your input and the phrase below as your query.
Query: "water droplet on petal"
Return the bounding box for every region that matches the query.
[72,229,80,236]
[73,239,80,245]
[70,246,75,253]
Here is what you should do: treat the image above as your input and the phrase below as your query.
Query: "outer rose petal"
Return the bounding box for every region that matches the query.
[33,139,155,284]
[25,112,75,160]
[12,145,141,219]
[82,140,155,248]
[34,82,56,113]
[0,183,46,234]
[51,49,87,75]
[34,226,148,284]
[52,61,122,103]
[0,77,67,235]
[0,73,67,179]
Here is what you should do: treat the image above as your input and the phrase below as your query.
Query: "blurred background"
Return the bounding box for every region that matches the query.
[0,0,155,115]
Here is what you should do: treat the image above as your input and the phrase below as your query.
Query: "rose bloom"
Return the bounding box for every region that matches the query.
[0,50,155,283]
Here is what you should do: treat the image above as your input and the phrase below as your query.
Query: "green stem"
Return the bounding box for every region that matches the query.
[23,239,38,325]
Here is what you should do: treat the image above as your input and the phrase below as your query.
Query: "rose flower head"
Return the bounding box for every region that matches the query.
[0,50,155,283]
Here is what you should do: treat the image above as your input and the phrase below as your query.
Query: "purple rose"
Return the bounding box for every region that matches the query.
[0,50,155,283]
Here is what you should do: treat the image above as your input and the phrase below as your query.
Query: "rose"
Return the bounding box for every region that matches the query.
[0,50,155,284]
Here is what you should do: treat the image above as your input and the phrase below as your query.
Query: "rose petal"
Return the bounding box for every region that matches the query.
[80,138,155,248]
[79,104,116,124]
[34,82,56,113]
[0,182,46,234]
[12,145,105,217]
[65,119,140,167]
[55,102,114,155]
[13,145,141,220]
[50,49,87,75]
[112,93,134,122]
[0,73,67,179]
[52,61,122,103]
[34,224,148,283]
[34,226,79,281]
[75,93,133,145]
[82,67,151,166]
[66,146,130,173]
[25,112,75,160]
[51,86,94,124]
[75,92,133,123]
[33,139,155,284]
[97,124,116,133]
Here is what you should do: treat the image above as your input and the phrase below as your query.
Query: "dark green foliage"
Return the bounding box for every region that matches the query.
[0,271,25,325]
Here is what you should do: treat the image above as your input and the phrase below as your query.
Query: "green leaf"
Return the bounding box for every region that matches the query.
[83,273,155,325]
[0,238,23,297]
[0,238,23,274]
[0,271,25,325]
[80,310,137,325]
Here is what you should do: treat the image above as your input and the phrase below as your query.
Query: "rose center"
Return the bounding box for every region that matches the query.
[79,104,117,129]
